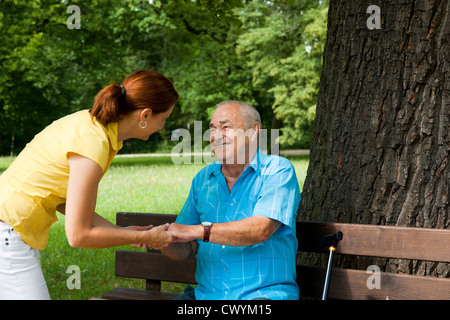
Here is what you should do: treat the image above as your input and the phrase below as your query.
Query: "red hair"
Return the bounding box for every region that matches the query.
[90,70,179,126]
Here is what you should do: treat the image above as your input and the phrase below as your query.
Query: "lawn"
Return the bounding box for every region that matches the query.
[0,154,309,300]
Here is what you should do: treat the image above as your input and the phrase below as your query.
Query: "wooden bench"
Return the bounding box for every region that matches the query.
[101,212,450,300]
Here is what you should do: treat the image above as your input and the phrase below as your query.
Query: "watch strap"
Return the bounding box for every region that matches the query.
[203,225,211,242]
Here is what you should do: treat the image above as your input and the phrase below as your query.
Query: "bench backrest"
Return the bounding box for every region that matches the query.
[296,221,450,299]
[115,212,450,299]
[115,213,195,291]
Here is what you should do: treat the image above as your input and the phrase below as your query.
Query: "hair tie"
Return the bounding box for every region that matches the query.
[120,84,126,95]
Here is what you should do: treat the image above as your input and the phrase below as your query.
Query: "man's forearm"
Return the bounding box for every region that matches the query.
[169,216,281,247]
[161,241,197,261]
[210,217,280,246]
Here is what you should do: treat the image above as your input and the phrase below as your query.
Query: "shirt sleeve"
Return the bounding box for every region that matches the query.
[252,157,301,234]
[64,133,110,172]
[176,178,201,226]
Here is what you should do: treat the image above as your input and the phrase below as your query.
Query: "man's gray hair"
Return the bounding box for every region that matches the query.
[216,100,262,129]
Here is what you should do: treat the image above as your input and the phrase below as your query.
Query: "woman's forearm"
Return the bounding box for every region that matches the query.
[66,222,171,249]
[64,154,171,249]
[92,212,119,229]
[66,224,137,248]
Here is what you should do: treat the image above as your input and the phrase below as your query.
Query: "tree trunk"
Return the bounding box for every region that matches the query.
[298,0,450,275]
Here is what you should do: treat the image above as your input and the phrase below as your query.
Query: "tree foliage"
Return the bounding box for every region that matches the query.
[0,0,328,155]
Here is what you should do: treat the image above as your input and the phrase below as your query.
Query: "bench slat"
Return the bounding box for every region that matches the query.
[298,265,450,300]
[116,212,176,228]
[102,287,178,300]
[115,250,197,284]
[297,221,450,263]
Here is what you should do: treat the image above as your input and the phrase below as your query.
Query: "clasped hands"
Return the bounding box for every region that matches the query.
[127,223,200,250]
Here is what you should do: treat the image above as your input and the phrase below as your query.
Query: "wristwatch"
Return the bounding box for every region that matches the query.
[201,222,213,242]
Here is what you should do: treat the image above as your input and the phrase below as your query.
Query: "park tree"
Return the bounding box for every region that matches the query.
[0,0,177,155]
[299,0,449,276]
[0,0,321,155]
[236,0,328,148]
[0,0,328,155]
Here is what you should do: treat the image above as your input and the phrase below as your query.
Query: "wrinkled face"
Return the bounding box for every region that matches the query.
[209,104,258,164]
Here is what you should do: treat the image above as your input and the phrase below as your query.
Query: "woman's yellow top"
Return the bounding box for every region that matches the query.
[0,110,123,250]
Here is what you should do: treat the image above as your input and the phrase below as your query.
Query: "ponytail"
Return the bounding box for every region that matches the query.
[90,84,123,126]
[89,70,179,126]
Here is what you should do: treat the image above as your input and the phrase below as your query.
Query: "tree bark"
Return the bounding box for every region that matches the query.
[299,0,450,275]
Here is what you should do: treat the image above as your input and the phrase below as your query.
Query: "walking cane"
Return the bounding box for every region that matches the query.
[320,231,343,300]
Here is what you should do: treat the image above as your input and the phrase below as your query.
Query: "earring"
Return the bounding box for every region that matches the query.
[139,120,147,129]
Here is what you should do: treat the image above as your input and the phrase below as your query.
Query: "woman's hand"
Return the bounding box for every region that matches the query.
[140,223,173,250]
[124,225,153,250]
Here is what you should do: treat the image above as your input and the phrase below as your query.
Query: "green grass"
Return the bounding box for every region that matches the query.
[0,154,309,300]
[0,156,14,173]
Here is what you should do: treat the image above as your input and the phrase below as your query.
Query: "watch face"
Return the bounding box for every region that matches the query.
[202,222,212,227]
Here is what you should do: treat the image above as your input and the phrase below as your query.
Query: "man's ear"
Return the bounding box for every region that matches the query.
[251,122,261,140]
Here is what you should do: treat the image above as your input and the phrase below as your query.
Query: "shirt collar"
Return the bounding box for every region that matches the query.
[105,121,123,152]
[89,110,123,152]
[249,148,266,175]
[210,148,265,177]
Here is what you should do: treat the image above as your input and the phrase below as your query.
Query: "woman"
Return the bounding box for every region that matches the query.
[0,69,179,299]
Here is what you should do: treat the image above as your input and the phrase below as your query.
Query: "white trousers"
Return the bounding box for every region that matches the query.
[0,222,51,300]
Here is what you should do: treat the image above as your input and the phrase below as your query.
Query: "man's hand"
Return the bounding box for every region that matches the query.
[127,224,173,250]
[161,224,200,261]
[144,224,173,250]
[168,223,203,242]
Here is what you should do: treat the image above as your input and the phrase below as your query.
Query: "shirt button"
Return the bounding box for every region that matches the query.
[225,291,228,295]
[222,245,225,249]
[230,203,233,206]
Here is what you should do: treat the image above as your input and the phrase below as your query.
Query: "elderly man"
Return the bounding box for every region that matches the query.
[163,100,301,300]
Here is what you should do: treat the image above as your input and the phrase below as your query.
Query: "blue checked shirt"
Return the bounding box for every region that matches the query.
[176,149,301,300]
